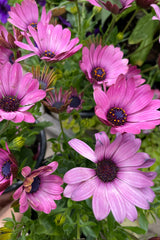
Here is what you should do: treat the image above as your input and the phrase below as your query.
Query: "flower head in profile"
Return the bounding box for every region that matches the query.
[0,62,46,123]
[87,0,134,14]
[94,74,160,134]
[8,0,51,32]
[32,65,56,92]
[13,162,63,213]
[0,25,23,49]
[80,44,128,87]
[67,87,84,113]
[64,132,156,222]
[15,22,82,63]
[0,143,18,195]
[0,0,10,24]
[42,88,71,114]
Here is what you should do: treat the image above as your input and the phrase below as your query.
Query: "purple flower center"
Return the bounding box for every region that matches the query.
[107,107,127,126]
[96,159,119,182]
[29,22,38,30]
[69,96,81,108]
[9,53,15,64]
[91,67,106,82]
[0,96,20,112]
[52,101,63,109]
[30,176,41,193]
[2,160,11,179]
[42,50,55,58]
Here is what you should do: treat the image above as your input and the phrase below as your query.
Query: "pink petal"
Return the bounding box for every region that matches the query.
[63,167,96,184]
[68,139,97,162]
[92,181,110,220]
[22,166,31,177]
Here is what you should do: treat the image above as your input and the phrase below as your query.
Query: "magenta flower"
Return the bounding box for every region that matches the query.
[8,0,51,32]
[67,87,84,113]
[0,46,15,66]
[79,44,128,86]
[125,64,145,86]
[13,162,63,213]
[94,74,160,134]
[0,62,46,123]
[15,22,82,63]
[42,88,71,113]
[0,143,18,195]
[87,0,134,14]
[64,132,156,222]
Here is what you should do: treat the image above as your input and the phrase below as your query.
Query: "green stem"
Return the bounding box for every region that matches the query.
[141,65,158,74]
[0,121,9,136]
[105,14,117,42]
[77,213,80,240]
[76,0,81,39]
[122,9,138,34]
[59,114,66,141]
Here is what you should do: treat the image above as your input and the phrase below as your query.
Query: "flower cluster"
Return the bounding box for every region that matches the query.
[0,0,159,238]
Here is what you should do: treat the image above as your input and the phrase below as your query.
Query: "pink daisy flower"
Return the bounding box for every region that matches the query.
[64,132,156,222]
[67,87,84,113]
[0,143,18,195]
[151,4,160,21]
[13,162,63,213]
[94,74,160,134]
[15,22,82,63]
[79,44,128,86]
[87,0,134,14]
[0,62,46,123]
[8,0,51,32]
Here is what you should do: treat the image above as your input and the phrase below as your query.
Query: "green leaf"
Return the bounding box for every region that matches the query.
[123,226,146,234]
[138,211,148,232]
[129,13,159,44]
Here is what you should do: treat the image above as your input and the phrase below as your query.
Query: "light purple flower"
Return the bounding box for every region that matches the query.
[64,132,156,222]
[0,143,18,195]
[8,0,51,32]
[151,4,160,21]
[94,74,160,134]
[125,64,145,86]
[79,44,128,86]
[13,162,63,213]
[0,62,46,123]
[0,46,15,66]
[15,22,82,63]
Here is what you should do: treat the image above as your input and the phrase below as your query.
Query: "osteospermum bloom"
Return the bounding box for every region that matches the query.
[32,65,56,92]
[0,0,10,24]
[8,0,51,32]
[79,44,128,86]
[42,88,71,114]
[64,132,156,222]
[13,162,63,213]
[0,143,18,195]
[15,22,82,63]
[87,0,134,14]
[151,4,160,21]
[67,87,84,113]
[0,62,46,123]
[94,74,160,134]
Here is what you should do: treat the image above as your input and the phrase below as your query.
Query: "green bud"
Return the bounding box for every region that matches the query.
[81,214,89,222]
[12,136,25,149]
[116,32,124,41]
[55,214,66,226]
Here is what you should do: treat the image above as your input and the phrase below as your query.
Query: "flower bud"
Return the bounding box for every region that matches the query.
[55,214,66,226]
[12,136,25,149]
[117,32,124,41]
